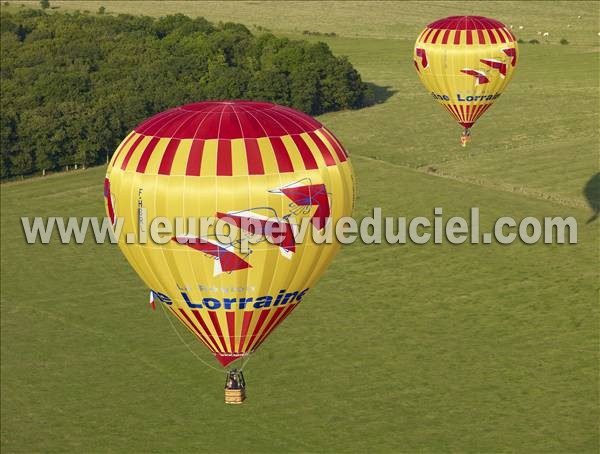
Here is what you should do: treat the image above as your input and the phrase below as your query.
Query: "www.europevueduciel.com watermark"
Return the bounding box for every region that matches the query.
[20,208,578,247]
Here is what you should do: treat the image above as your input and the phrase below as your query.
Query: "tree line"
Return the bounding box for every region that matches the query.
[0,9,369,178]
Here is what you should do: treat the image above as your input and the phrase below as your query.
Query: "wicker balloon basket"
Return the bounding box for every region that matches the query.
[224,388,246,404]
[224,369,246,404]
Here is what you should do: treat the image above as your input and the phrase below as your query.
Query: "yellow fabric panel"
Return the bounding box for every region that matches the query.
[199,139,218,177]
[314,129,342,164]
[280,135,308,171]
[299,132,327,168]
[142,138,170,175]
[169,139,193,176]
[256,137,279,175]
[230,138,248,177]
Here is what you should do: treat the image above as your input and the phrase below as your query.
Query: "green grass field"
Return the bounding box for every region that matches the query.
[2,1,599,452]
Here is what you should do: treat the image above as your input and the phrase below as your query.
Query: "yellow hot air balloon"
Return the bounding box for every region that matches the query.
[413,16,518,146]
[104,101,354,402]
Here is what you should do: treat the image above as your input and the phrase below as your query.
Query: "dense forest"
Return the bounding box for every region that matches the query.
[0,9,369,178]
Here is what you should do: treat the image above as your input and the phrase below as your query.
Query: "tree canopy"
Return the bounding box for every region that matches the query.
[0,9,369,178]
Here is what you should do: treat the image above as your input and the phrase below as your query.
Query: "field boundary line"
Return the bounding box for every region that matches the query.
[355,155,587,210]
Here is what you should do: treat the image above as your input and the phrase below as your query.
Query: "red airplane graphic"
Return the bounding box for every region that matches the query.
[272,182,331,231]
[216,210,296,258]
[172,235,251,275]
[480,58,507,78]
[460,68,490,85]
[502,48,517,67]
[415,48,429,70]
[173,180,331,273]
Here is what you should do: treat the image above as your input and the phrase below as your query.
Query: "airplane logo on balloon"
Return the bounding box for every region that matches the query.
[460,68,490,85]
[173,179,331,276]
[462,49,516,85]
[415,45,516,87]
[414,47,428,72]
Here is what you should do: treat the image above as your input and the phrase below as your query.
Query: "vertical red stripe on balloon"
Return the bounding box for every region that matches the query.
[470,104,480,122]
[270,136,294,173]
[466,29,473,45]
[453,30,461,45]
[158,138,180,175]
[244,138,265,175]
[496,28,510,43]
[477,29,486,44]
[450,105,460,121]
[120,134,145,170]
[431,28,442,44]
[495,28,506,42]
[216,140,232,176]
[486,29,497,44]
[496,28,507,43]
[320,128,348,161]
[441,29,451,44]
[177,309,216,352]
[291,135,318,170]
[450,104,462,122]
[480,104,491,120]
[238,310,254,351]
[308,131,336,166]
[453,105,461,121]
[476,104,487,121]
[454,105,462,122]
[208,311,228,352]
[422,28,434,43]
[226,312,236,352]
[192,310,221,352]
[480,105,488,119]
[135,137,160,173]
[459,105,466,122]
[185,139,204,176]
[245,310,270,351]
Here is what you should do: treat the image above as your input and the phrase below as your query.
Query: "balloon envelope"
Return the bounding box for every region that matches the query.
[413,16,518,139]
[104,101,354,366]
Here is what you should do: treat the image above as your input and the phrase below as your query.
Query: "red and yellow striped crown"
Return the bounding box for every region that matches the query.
[417,15,516,46]
[109,101,348,177]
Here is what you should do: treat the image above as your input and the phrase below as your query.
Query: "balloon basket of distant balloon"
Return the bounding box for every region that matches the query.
[460,128,472,147]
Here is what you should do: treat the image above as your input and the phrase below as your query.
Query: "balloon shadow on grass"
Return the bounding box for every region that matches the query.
[363,83,397,106]
[583,172,600,223]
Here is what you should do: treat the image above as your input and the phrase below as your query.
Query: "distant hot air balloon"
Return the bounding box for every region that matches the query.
[104,101,354,403]
[413,16,518,146]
